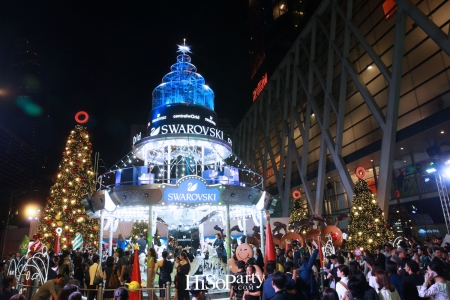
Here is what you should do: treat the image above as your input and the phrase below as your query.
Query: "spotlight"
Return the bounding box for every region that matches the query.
[144,193,149,197]
[443,166,450,178]
[426,160,438,173]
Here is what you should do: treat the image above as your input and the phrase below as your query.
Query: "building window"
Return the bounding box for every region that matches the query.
[273,0,288,20]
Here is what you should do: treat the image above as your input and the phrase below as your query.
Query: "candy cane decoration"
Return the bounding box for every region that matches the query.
[237,219,243,231]
[252,211,260,227]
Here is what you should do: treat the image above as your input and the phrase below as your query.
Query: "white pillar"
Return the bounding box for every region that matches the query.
[256,211,266,257]
[109,218,114,256]
[99,211,104,259]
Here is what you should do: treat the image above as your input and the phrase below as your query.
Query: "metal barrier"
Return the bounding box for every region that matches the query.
[18,282,171,300]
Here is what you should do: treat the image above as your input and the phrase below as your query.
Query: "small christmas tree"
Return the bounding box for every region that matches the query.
[289,197,309,233]
[130,220,148,243]
[346,179,394,251]
[38,125,98,249]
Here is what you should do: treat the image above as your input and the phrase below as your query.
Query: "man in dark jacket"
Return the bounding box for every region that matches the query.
[401,260,426,300]
[262,261,277,300]
[270,271,296,300]
[374,247,386,269]
[299,240,319,299]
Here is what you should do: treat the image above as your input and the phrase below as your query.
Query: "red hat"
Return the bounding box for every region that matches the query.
[128,244,142,300]
[53,236,60,255]
[264,215,276,266]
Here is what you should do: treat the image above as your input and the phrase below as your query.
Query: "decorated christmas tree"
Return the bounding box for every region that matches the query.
[346,179,394,251]
[130,220,148,243]
[38,125,98,249]
[289,197,309,233]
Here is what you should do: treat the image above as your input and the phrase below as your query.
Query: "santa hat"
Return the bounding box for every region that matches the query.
[264,212,276,266]
[53,236,60,255]
[129,244,142,300]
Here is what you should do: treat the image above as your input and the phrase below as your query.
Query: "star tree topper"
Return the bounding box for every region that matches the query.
[177,39,191,54]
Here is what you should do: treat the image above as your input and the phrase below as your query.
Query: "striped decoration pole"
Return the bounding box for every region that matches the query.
[72,233,83,251]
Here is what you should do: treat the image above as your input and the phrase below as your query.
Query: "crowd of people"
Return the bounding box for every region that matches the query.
[253,235,450,300]
[1,234,450,300]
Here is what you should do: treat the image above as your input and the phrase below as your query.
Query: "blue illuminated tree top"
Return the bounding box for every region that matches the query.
[152,40,215,110]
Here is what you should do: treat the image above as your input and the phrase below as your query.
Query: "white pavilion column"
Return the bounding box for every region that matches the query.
[109,218,114,256]
[147,206,153,288]
[259,210,265,258]
[225,205,231,274]
[243,216,247,237]
[99,210,104,260]
[199,223,205,253]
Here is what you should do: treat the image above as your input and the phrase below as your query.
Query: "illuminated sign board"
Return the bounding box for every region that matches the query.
[161,176,223,205]
[252,73,268,102]
[148,104,227,142]
[132,132,142,145]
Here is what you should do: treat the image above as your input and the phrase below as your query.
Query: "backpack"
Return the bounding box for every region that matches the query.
[108,266,121,289]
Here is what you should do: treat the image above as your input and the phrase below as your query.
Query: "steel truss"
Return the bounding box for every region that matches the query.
[233,0,450,218]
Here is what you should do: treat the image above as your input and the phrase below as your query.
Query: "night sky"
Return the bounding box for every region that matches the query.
[0,1,252,170]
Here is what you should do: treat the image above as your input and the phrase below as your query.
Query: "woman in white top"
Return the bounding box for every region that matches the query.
[418,261,450,300]
[335,265,350,300]
[88,254,103,300]
[366,258,383,291]
[375,270,401,300]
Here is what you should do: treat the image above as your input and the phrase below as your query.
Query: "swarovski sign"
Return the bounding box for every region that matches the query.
[161,176,223,205]
[148,103,228,142]
[150,124,223,139]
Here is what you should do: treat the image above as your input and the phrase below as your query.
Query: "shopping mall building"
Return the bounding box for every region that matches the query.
[233,0,450,237]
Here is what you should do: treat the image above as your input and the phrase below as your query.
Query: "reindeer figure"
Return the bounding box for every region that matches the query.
[214,225,224,237]
[272,222,287,235]
[230,225,243,233]
[334,213,350,226]
[291,219,314,233]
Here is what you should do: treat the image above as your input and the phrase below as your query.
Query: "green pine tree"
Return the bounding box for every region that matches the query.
[346,179,394,252]
[289,197,309,233]
[130,220,148,243]
[38,125,98,250]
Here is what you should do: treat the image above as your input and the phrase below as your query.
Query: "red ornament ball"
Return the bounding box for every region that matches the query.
[65,209,71,213]
[331,232,339,241]
[68,219,74,224]
[73,167,79,172]
[384,224,389,228]
[80,178,85,182]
